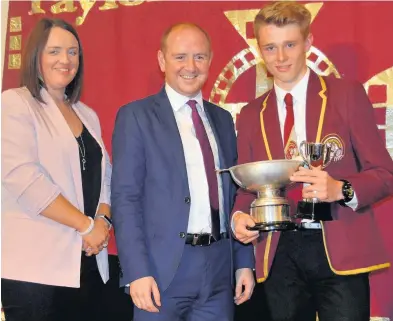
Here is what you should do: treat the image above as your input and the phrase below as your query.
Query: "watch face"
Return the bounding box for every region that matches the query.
[343,181,354,201]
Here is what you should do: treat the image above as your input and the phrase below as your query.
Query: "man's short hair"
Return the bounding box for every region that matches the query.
[254,2,312,40]
[160,23,211,53]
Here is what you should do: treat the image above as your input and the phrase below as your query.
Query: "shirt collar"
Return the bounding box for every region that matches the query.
[165,83,204,112]
[274,67,310,106]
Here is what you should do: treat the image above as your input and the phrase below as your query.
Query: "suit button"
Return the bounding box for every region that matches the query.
[184,197,191,204]
[179,232,186,238]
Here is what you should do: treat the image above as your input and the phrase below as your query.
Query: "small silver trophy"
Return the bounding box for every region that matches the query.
[299,141,333,170]
[296,141,334,220]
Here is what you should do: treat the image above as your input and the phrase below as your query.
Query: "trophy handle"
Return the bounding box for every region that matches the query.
[224,169,246,189]
[232,176,246,189]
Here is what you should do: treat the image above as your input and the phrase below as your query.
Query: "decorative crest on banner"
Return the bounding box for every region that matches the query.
[210,3,339,119]
[210,3,393,159]
[7,17,22,69]
[364,67,393,158]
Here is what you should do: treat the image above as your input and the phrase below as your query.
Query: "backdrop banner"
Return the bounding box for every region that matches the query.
[2,1,392,319]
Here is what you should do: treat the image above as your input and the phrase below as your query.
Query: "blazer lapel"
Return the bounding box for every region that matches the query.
[306,71,325,143]
[74,106,102,150]
[152,88,188,183]
[40,89,84,210]
[73,105,107,208]
[261,89,286,160]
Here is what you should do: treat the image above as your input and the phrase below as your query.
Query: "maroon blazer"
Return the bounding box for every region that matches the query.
[233,70,393,283]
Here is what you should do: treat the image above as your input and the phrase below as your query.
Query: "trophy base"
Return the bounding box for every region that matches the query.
[247,221,297,232]
[295,201,332,221]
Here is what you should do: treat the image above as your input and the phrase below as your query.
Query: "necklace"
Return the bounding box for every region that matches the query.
[77,133,87,171]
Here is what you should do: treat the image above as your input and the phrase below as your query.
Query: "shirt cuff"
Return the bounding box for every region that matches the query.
[345,191,358,210]
[231,211,243,234]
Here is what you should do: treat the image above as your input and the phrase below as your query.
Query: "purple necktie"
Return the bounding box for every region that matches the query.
[187,100,220,240]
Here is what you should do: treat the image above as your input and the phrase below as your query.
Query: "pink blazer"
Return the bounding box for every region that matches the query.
[1,87,112,287]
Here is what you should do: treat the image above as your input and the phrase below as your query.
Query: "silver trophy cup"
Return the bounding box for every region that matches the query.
[219,159,303,232]
[299,141,333,170]
[296,141,334,220]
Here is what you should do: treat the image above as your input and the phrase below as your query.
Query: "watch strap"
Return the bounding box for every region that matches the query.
[339,179,354,205]
[95,214,113,229]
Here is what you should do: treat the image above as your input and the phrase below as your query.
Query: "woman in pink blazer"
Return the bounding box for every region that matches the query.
[1,18,132,321]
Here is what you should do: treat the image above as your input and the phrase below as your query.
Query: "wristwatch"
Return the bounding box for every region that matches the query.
[339,179,354,205]
[95,214,113,230]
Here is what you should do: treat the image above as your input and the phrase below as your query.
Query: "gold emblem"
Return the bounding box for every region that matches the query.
[9,35,21,51]
[9,16,22,32]
[321,134,345,162]
[8,53,21,69]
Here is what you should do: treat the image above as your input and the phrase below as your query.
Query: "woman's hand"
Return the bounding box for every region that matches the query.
[82,219,109,256]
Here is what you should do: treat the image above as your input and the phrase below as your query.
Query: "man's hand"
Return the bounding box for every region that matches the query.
[129,276,161,313]
[290,166,344,202]
[233,212,259,244]
[234,268,255,305]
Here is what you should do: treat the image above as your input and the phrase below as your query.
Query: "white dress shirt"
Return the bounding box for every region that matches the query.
[275,68,309,149]
[274,68,358,209]
[165,84,226,234]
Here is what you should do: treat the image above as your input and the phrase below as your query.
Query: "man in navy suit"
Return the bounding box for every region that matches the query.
[111,23,255,321]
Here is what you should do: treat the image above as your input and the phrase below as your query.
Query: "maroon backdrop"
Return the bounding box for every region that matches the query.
[2,1,392,319]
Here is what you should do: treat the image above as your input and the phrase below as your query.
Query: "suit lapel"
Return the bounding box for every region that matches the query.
[306,71,325,142]
[152,88,188,183]
[261,89,285,160]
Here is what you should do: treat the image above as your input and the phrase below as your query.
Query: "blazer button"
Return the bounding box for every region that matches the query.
[184,196,191,204]
[179,232,186,238]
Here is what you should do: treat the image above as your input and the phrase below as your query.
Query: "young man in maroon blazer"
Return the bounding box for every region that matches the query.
[231,2,393,320]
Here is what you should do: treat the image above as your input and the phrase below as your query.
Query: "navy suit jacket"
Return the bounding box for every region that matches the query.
[111,88,254,290]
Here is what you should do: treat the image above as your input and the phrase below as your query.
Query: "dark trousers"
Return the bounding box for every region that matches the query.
[1,255,134,321]
[134,239,233,321]
[258,229,370,321]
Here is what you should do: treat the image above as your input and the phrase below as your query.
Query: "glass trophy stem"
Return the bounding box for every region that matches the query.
[311,200,315,220]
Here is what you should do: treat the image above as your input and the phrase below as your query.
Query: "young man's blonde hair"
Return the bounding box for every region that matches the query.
[254,2,312,40]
